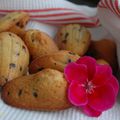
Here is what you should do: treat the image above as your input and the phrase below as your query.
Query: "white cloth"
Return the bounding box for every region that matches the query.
[0,0,119,120]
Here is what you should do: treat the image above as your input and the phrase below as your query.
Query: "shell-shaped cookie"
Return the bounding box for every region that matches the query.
[0,12,30,32]
[0,32,29,86]
[87,39,118,73]
[23,29,59,60]
[56,24,91,56]
[29,50,80,73]
[2,69,71,110]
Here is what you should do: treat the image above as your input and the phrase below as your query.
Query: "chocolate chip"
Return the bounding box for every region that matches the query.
[31,33,35,42]
[22,45,26,52]
[16,22,20,26]
[82,41,86,44]
[68,59,72,63]
[16,22,24,28]
[16,53,20,56]
[65,33,69,39]
[18,89,22,96]
[13,18,16,21]
[9,33,12,36]
[62,40,67,44]
[20,66,22,71]
[62,33,69,44]
[20,24,24,28]
[33,92,38,98]
[32,39,35,42]
[7,92,10,96]
[5,78,8,82]
[69,52,76,55]
[54,63,57,65]
[38,67,44,71]
[9,63,16,69]
[79,27,82,32]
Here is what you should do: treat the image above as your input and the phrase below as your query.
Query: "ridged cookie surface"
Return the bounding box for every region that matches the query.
[0,12,29,32]
[29,50,80,73]
[55,24,91,56]
[0,32,29,86]
[23,29,59,60]
[2,69,71,110]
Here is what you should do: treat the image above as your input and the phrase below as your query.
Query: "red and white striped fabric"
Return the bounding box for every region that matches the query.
[0,0,99,27]
[98,0,120,17]
[98,0,120,66]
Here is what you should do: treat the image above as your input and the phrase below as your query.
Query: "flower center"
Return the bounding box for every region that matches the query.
[82,80,96,94]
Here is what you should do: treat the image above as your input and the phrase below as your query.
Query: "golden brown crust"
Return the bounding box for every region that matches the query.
[55,24,91,56]
[8,25,26,39]
[0,12,30,32]
[2,69,71,110]
[88,39,118,72]
[23,29,59,60]
[0,32,29,86]
[29,50,80,73]
[97,59,109,65]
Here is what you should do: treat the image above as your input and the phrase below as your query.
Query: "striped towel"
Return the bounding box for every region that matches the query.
[98,0,120,66]
[0,0,99,27]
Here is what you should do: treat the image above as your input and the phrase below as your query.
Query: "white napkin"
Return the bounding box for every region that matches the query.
[0,0,119,120]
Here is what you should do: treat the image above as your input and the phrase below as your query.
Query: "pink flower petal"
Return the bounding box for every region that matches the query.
[76,56,96,80]
[92,65,112,86]
[68,83,88,106]
[109,76,119,97]
[64,62,87,84]
[82,105,102,117]
[88,84,116,111]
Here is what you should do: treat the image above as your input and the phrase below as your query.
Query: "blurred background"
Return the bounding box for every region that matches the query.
[68,0,100,7]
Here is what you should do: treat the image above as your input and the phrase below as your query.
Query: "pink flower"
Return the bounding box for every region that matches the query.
[64,56,119,117]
